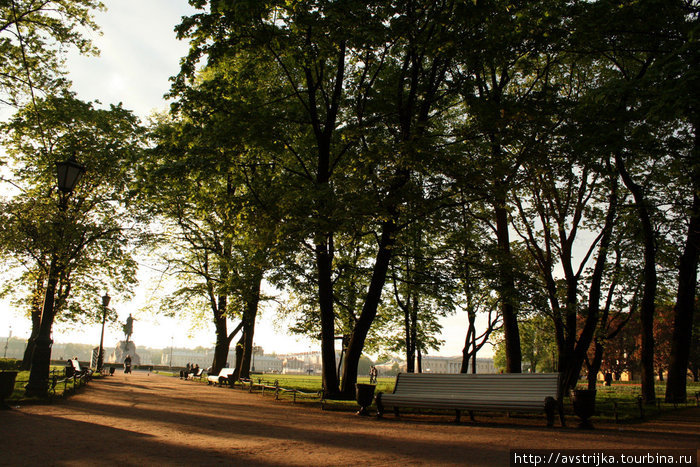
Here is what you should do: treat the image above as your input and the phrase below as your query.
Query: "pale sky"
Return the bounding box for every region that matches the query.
[0,0,486,359]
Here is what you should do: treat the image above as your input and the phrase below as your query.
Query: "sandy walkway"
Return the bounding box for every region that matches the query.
[1,371,698,466]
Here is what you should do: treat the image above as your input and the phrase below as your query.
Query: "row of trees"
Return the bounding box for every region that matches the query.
[494,305,700,385]
[0,0,697,402]
[157,0,698,402]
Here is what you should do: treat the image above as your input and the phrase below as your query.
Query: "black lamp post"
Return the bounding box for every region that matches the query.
[25,156,86,398]
[97,293,110,372]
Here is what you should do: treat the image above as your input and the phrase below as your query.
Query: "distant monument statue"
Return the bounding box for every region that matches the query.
[110,314,140,366]
[122,314,135,344]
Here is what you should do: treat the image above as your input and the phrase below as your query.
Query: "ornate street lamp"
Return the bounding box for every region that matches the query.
[97,293,111,372]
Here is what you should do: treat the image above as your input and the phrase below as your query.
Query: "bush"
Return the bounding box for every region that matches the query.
[0,358,21,370]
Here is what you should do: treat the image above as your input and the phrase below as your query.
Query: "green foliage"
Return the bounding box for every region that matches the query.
[0,92,144,326]
[493,315,558,373]
[0,358,21,370]
[0,0,103,108]
[137,0,699,392]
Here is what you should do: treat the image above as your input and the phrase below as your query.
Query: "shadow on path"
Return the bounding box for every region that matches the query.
[2,372,698,466]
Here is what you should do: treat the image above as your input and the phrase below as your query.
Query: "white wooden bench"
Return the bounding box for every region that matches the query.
[207,368,235,386]
[376,373,565,427]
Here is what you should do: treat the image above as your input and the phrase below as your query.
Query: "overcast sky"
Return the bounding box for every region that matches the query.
[1,0,483,359]
[65,0,196,119]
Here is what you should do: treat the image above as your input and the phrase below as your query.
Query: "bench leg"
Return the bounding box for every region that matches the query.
[558,399,566,427]
[376,393,384,418]
[545,397,557,427]
[394,407,400,418]
[455,410,461,424]
[469,410,475,422]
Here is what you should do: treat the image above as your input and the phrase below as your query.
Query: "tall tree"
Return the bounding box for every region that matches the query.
[573,0,697,403]
[175,0,458,398]
[143,107,277,378]
[0,93,143,396]
[450,0,570,373]
[659,0,699,404]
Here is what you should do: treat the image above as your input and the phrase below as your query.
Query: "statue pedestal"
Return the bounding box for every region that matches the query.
[110,341,140,366]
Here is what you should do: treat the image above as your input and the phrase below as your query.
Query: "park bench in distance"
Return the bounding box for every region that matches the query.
[66,359,91,380]
[207,368,234,386]
[376,372,565,427]
[187,368,205,381]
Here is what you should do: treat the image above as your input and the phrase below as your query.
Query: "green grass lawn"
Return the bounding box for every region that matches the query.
[245,373,395,395]
[2,364,98,405]
[576,381,700,422]
[234,373,700,419]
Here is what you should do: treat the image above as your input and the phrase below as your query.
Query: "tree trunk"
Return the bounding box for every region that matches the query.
[340,220,397,398]
[495,201,521,373]
[410,295,419,373]
[417,346,423,373]
[461,315,475,373]
[25,263,59,397]
[238,270,263,380]
[211,295,231,375]
[239,325,255,379]
[21,277,45,370]
[616,151,657,404]
[404,292,415,373]
[666,190,699,402]
[211,317,243,375]
[316,237,340,397]
[566,171,618,393]
[587,341,604,390]
[231,335,245,382]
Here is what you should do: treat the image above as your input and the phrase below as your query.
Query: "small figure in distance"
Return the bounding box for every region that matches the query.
[124,354,132,374]
[369,365,378,384]
[181,362,191,379]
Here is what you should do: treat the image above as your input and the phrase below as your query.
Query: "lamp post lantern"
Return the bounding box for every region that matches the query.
[56,156,86,193]
[25,156,86,398]
[97,293,110,372]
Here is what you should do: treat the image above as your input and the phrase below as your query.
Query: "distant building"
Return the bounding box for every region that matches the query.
[375,357,407,376]
[277,351,334,374]
[421,356,497,374]
[253,355,283,373]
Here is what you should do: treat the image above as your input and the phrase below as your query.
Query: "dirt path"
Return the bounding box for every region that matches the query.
[1,371,698,466]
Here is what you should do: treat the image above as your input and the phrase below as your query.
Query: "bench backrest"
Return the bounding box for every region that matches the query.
[218,368,235,377]
[392,373,561,402]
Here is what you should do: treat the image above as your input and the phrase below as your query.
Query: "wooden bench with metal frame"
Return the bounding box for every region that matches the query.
[67,359,92,381]
[376,372,565,427]
[207,368,234,386]
[187,367,205,381]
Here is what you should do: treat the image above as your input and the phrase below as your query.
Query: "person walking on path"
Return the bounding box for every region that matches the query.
[369,366,378,384]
